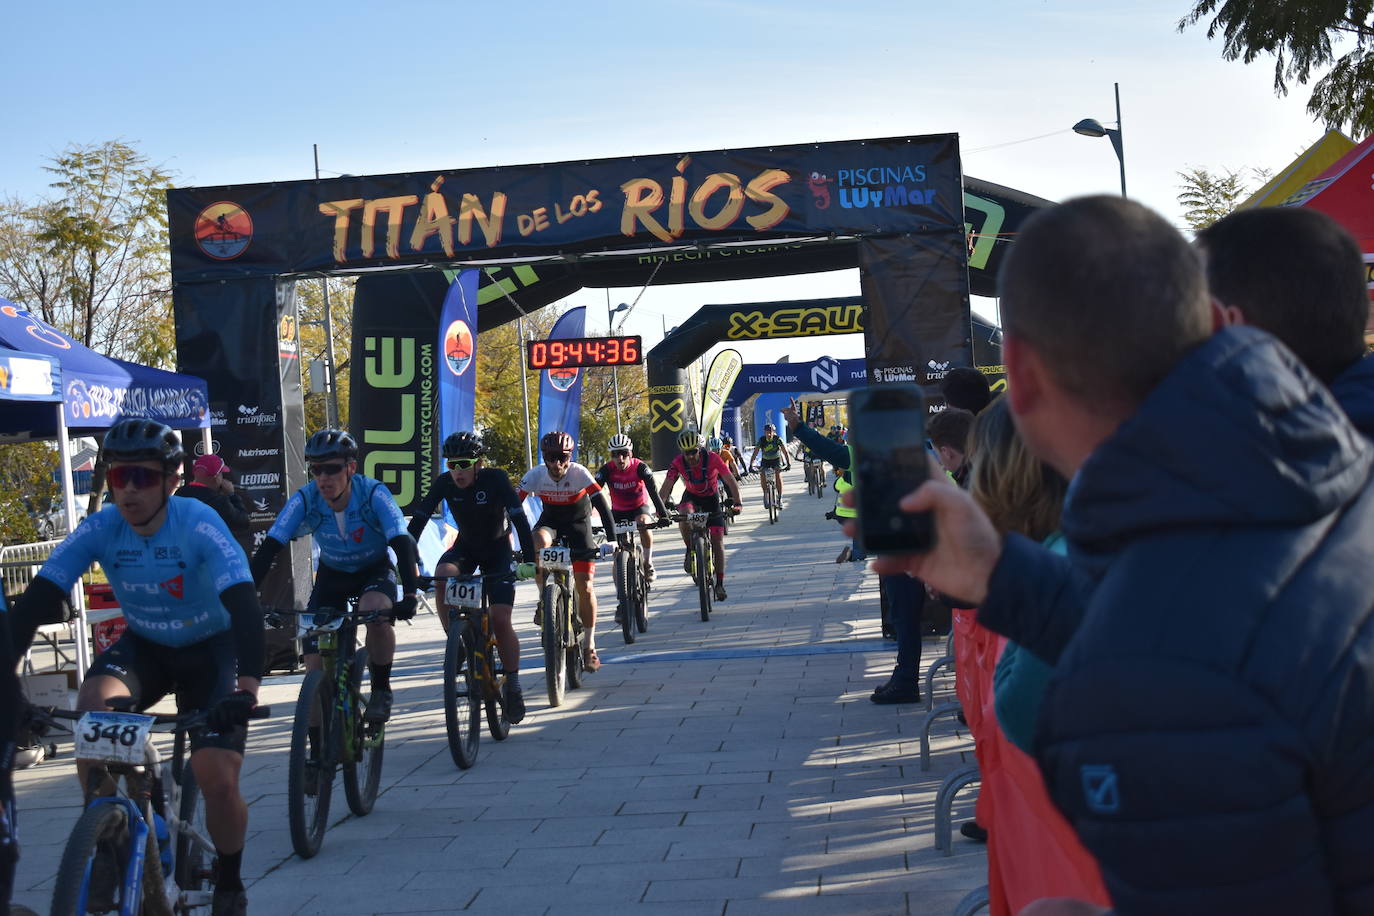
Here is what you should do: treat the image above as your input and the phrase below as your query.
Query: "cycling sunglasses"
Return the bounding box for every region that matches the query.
[309,462,347,477]
[544,451,571,463]
[106,466,166,489]
[447,457,478,470]
[610,449,630,459]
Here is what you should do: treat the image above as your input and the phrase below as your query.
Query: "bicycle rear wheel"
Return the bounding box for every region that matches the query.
[344,647,385,816]
[288,670,335,858]
[615,550,635,645]
[444,622,481,768]
[633,560,649,634]
[485,645,511,741]
[542,582,566,707]
[50,802,158,916]
[696,538,712,622]
[565,590,584,690]
[175,766,211,893]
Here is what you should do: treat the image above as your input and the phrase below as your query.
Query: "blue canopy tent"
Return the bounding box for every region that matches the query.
[0,299,212,675]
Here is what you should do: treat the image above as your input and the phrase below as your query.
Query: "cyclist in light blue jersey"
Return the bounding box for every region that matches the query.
[249,429,420,724]
[7,418,265,916]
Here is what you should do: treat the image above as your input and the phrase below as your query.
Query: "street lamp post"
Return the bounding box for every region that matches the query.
[608,302,630,434]
[1073,82,1126,197]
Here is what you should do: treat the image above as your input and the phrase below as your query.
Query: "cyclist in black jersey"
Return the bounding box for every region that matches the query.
[748,423,792,506]
[407,432,537,722]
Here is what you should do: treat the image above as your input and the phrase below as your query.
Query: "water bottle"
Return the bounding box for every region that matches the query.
[152,812,173,875]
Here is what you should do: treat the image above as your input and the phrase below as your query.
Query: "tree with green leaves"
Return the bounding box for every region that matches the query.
[0,140,174,364]
[1180,2,1374,136]
[0,442,59,546]
[298,277,355,433]
[1176,166,1269,230]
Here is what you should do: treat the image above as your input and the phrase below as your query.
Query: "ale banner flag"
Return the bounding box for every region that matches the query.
[438,269,480,445]
[537,306,587,459]
[699,349,743,438]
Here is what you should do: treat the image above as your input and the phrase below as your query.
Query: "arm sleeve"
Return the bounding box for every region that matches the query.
[249,536,286,588]
[594,464,609,487]
[498,471,536,563]
[388,535,420,593]
[219,581,265,680]
[795,424,849,466]
[593,488,617,537]
[8,576,70,658]
[641,464,669,516]
[976,533,1090,665]
[406,478,445,541]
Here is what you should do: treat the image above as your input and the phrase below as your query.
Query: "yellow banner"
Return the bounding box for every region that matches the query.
[1239,130,1354,210]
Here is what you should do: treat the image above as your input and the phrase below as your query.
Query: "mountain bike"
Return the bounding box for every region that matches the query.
[274,604,387,859]
[675,510,720,622]
[538,539,586,708]
[612,518,652,645]
[37,698,269,916]
[440,571,517,769]
[761,469,781,524]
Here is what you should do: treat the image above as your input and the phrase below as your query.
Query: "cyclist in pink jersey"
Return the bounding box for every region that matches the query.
[659,429,744,601]
[595,433,671,582]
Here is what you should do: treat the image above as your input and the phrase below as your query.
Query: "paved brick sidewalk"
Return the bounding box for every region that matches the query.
[11,467,987,914]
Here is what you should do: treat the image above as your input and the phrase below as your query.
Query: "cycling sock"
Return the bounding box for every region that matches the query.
[506,670,520,688]
[716,572,725,586]
[371,663,393,692]
[216,847,244,892]
[585,625,596,652]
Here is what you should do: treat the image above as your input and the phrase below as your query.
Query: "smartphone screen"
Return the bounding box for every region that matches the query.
[848,384,933,554]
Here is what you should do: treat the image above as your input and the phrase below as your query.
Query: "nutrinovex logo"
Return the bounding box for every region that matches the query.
[237,447,280,458]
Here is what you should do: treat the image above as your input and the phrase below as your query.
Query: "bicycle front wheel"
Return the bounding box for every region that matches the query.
[542,582,566,707]
[343,647,385,816]
[633,556,649,634]
[696,538,712,622]
[444,623,481,768]
[565,589,584,690]
[615,550,635,645]
[50,802,153,916]
[288,669,335,858]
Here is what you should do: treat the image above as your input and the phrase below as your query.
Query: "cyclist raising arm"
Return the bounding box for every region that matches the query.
[660,430,743,602]
[7,419,265,916]
[747,423,791,506]
[407,432,536,723]
[520,432,617,673]
[596,432,671,587]
[250,429,420,725]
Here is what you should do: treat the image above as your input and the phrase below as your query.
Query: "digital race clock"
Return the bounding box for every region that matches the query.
[526,335,643,370]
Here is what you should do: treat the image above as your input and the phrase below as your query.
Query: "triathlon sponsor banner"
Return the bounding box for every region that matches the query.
[438,269,480,443]
[168,136,964,283]
[537,307,587,459]
[699,349,743,438]
[349,272,445,515]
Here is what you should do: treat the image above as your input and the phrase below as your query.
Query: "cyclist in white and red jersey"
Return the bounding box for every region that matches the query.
[659,429,744,601]
[595,433,671,583]
[519,431,617,672]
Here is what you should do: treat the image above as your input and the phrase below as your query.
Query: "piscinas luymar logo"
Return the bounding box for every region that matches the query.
[831,164,935,210]
[194,202,253,260]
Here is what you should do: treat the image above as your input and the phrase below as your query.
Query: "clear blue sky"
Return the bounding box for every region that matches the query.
[1,0,1326,365]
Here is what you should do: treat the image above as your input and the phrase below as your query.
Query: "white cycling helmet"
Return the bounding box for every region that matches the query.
[608,433,633,453]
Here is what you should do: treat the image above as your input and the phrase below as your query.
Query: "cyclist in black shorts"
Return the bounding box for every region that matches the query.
[7,419,266,916]
[407,432,537,722]
[518,431,617,673]
[748,423,792,506]
[251,429,420,724]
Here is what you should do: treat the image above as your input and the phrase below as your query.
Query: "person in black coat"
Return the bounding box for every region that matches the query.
[175,454,250,536]
[869,196,1374,914]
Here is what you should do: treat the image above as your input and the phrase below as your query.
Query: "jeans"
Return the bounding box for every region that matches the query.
[882,574,924,686]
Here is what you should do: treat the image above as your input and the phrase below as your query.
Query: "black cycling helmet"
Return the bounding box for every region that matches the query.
[443,431,485,459]
[305,428,358,462]
[101,418,184,468]
[541,430,575,456]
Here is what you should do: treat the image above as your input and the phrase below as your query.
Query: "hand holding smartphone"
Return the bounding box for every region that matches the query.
[847,383,934,554]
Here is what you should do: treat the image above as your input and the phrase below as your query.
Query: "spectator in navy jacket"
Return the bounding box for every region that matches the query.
[1197,206,1374,439]
[867,196,1374,915]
